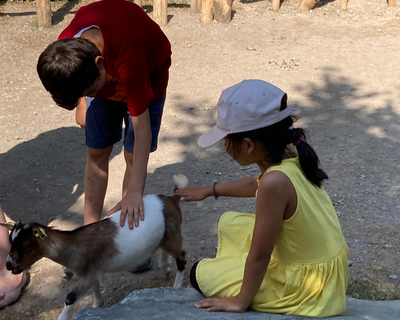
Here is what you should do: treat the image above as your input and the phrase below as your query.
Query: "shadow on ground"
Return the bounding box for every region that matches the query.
[1,67,399,320]
[0,126,122,225]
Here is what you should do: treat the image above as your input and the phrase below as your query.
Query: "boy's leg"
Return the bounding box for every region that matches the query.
[123,95,166,273]
[84,97,126,224]
[122,95,166,195]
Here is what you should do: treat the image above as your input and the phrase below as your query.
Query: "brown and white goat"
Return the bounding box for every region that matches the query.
[1,175,188,320]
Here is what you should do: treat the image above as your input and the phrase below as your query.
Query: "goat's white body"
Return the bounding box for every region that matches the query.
[103,194,166,273]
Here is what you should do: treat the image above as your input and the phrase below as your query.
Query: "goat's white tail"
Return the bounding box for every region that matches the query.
[173,174,189,190]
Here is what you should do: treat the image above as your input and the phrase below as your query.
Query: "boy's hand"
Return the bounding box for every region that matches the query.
[174,185,212,202]
[195,296,248,313]
[107,192,144,230]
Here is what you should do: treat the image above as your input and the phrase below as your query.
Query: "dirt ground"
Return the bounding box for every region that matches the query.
[0,0,399,318]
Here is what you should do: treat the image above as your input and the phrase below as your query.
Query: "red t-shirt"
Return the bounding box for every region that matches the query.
[59,0,171,116]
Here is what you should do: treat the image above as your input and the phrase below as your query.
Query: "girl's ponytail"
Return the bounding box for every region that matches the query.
[286,125,328,187]
[227,113,329,188]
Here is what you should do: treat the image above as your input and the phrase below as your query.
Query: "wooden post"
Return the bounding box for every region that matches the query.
[134,0,143,7]
[340,0,348,10]
[36,0,51,27]
[271,0,280,12]
[201,0,214,24]
[153,0,168,26]
[388,0,396,6]
[297,0,317,12]
[191,0,202,12]
[214,0,232,23]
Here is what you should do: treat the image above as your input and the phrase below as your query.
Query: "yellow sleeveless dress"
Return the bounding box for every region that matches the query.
[196,157,348,317]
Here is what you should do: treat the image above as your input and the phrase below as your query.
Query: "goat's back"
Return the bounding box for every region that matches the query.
[104,194,165,273]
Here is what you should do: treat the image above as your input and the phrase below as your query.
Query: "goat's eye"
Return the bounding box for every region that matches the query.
[22,241,32,249]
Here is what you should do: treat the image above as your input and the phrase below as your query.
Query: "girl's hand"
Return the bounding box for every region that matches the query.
[174,185,212,202]
[195,296,248,312]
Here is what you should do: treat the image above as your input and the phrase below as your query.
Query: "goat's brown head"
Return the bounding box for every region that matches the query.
[1,221,48,274]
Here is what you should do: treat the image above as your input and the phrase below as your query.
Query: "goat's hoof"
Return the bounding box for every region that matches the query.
[92,301,104,308]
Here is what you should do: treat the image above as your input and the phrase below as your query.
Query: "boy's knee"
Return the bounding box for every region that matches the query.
[88,147,112,164]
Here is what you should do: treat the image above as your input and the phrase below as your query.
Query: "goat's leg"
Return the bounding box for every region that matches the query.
[173,250,186,288]
[58,277,94,320]
[92,280,104,308]
[161,229,186,288]
[158,248,171,275]
[62,266,74,280]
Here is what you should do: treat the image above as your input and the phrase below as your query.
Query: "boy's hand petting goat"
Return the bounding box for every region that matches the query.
[1,175,188,320]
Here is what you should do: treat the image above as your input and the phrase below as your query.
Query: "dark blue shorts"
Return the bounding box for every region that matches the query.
[85,95,166,154]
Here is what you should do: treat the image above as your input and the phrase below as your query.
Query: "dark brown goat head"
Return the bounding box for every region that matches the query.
[1,221,47,274]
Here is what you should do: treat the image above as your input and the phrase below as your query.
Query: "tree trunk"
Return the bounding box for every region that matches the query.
[191,0,202,12]
[271,0,280,12]
[297,0,317,12]
[340,0,347,10]
[388,0,396,7]
[214,0,232,23]
[153,0,168,26]
[36,0,51,28]
[201,0,214,24]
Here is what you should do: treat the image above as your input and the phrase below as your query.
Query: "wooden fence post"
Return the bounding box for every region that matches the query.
[214,0,232,23]
[191,0,202,12]
[388,0,396,6]
[297,0,317,11]
[36,0,51,27]
[153,0,168,26]
[271,0,280,12]
[340,0,348,10]
[134,0,143,7]
[201,0,214,24]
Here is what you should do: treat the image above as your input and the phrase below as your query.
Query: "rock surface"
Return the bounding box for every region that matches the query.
[73,288,400,320]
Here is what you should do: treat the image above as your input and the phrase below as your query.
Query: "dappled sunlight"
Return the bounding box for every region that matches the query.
[71,183,79,195]
[293,68,400,145]
[302,271,324,293]
[367,126,388,139]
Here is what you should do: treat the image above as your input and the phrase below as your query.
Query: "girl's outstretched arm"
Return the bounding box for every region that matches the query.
[196,171,292,312]
[175,176,258,201]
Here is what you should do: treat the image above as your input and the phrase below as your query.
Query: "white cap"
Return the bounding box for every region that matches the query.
[198,79,297,148]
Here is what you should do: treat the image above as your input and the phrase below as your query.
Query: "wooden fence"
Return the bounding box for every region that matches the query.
[35,0,398,28]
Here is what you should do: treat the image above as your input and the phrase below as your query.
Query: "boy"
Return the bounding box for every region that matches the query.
[37,0,171,243]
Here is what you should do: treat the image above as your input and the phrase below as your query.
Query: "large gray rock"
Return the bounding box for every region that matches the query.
[73,288,400,320]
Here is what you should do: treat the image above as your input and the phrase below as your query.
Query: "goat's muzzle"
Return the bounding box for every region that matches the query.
[5,256,23,274]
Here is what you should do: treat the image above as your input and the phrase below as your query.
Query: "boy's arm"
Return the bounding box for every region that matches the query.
[175,176,258,201]
[108,110,151,229]
[75,97,87,128]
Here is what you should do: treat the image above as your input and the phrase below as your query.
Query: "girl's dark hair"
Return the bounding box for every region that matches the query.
[226,95,328,187]
[37,38,101,110]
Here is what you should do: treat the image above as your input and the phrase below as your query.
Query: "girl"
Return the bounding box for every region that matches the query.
[175,79,348,317]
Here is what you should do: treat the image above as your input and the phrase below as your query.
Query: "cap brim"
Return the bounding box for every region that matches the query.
[197,126,228,148]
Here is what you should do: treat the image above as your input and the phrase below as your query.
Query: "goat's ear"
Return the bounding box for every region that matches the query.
[32,227,48,240]
[0,222,15,231]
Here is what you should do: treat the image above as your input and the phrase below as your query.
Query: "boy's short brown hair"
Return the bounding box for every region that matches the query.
[37,38,101,110]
